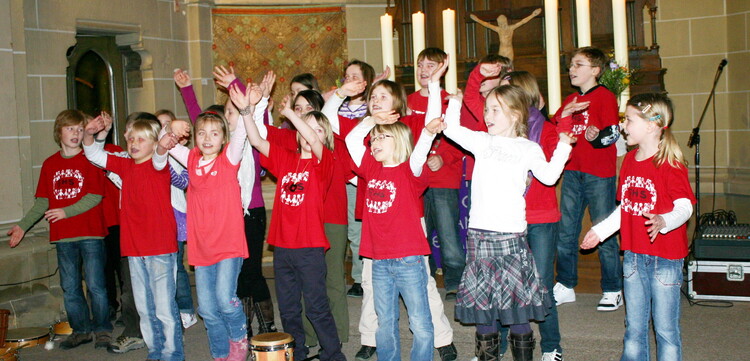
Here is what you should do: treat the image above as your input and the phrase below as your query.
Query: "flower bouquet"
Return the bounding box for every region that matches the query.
[599,60,637,99]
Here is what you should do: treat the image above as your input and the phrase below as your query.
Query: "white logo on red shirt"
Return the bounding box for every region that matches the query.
[621,175,657,216]
[571,110,589,135]
[52,169,84,200]
[280,171,309,207]
[366,179,396,214]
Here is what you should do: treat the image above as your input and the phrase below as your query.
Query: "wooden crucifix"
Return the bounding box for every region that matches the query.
[470,8,542,61]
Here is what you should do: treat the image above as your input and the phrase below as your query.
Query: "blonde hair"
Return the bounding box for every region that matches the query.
[504,71,542,109]
[128,118,161,143]
[302,111,334,151]
[194,111,230,153]
[626,93,686,168]
[370,122,413,164]
[53,110,87,147]
[488,85,530,138]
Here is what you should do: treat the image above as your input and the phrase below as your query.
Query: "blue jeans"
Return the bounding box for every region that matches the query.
[528,222,562,353]
[129,254,184,361]
[175,241,194,314]
[424,188,466,292]
[373,256,434,361]
[55,239,112,334]
[195,257,246,358]
[557,170,622,292]
[621,251,683,361]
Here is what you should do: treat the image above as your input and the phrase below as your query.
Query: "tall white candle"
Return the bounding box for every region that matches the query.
[412,11,426,91]
[380,13,395,81]
[544,0,562,113]
[442,8,457,93]
[612,0,629,109]
[576,0,591,47]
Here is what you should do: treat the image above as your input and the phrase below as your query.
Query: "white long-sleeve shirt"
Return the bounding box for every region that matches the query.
[442,98,572,233]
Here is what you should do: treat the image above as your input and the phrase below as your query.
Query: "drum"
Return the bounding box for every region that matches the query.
[4,327,50,349]
[249,332,295,361]
[0,347,17,361]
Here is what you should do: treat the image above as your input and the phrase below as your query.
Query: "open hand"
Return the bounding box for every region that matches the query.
[479,62,503,78]
[374,66,391,83]
[430,55,450,83]
[561,97,591,117]
[174,68,191,88]
[170,120,191,140]
[7,225,25,248]
[643,212,665,242]
[260,71,276,98]
[213,65,237,89]
[580,229,601,249]
[372,110,399,125]
[446,89,464,103]
[339,80,367,98]
[85,116,105,135]
[44,208,66,223]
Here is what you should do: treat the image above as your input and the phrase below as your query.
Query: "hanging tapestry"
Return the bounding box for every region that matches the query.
[212,6,348,116]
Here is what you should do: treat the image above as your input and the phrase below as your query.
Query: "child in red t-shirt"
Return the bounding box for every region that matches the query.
[8,110,111,350]
[345,106,445,360]
[83,115,183,361]
[239,84,346,361]
[551,47,624,311]
[582,93,694,360]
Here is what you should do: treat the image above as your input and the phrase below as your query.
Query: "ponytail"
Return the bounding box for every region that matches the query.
[626,93,687,168]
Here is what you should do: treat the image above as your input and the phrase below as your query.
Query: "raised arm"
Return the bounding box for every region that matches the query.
[424,58,449,125]
[83,115,109,168]
[279,97,325,160]
[442,97,487,154]
[231,85,270,157]
[174,68,202,122]
[510,8,542,30]
[323,80,367,134]
[410,118,444,176]
[470,14,499,32]
[345,116,375,167]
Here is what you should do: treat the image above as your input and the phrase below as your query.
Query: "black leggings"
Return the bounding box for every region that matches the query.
[236,207,272,302]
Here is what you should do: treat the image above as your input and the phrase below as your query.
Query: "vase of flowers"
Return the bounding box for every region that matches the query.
[599,60,636,99]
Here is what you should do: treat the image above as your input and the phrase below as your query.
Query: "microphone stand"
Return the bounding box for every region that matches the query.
[688,59,727,228]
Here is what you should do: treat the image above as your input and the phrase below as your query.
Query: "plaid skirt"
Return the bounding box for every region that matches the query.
[455,228,551,326]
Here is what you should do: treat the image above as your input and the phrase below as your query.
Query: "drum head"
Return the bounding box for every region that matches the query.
[250,332,293,346]
[5,327,49,342]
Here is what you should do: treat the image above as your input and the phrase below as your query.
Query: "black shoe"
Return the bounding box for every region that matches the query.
[510,332,535,361]
[59,332,93,350]
[347,283,363,298]
[355,345,376,360]
[94,331,112,349]
[438,343,458,361]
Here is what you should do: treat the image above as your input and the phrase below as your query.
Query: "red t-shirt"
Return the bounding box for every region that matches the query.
[186,148,248,266]
[36,151,107,242]
[262,144,334,249]
[266,126,348,225]
[106,156,177,257]
[617,151,696,259]
[525,121,562,224]
[354,152,431,259]
[552,85,619,178]
[101,143,123,228]
[461,66,489,181]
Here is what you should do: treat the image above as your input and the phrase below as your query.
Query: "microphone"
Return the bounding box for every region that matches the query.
[719,59,728,70]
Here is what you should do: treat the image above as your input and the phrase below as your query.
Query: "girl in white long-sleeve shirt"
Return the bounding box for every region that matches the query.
[441,85,575,360]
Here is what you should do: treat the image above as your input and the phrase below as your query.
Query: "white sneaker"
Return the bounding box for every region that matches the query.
[553,283,576,306]
[597,291,623,311]
[180,312,197,329]
[542,349,563,361]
